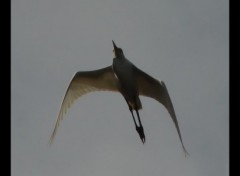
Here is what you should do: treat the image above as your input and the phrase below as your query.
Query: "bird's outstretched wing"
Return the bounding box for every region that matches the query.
[134,67,188,156]
[49,66,118,144]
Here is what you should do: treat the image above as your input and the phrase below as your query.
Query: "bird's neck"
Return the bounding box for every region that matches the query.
[114,53,125,59]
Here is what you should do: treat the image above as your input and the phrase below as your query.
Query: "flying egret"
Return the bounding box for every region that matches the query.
[49,41,188,155]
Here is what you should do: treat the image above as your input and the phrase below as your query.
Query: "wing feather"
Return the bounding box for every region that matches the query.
[49,66,118,143]
[134,66,188,155]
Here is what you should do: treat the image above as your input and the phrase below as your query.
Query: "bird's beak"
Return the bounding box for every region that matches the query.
[112,40,118,51]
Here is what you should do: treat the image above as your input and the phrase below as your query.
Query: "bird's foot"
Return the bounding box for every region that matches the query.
[136,126,145,144]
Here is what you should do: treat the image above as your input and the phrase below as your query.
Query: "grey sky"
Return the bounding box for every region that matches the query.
[12,0,228,176]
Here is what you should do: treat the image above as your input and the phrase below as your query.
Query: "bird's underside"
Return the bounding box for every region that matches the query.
[49,41,188,156]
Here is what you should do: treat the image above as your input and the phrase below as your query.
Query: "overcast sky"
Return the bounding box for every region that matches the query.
[12,0,228,176]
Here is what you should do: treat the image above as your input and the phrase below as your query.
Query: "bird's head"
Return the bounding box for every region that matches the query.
[112,40,125,58]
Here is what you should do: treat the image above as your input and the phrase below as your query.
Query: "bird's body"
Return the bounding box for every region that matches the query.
[49,41,188,156]
[113,57,142,110]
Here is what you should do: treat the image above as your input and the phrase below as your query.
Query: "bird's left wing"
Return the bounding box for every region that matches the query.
[134,66,188,156]
[49,66,118,144]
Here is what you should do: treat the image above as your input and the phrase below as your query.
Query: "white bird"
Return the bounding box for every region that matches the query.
[49,41,188,155]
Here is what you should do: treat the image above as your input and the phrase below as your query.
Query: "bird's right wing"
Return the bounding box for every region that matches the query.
[49,66,119,144]
[134,67,188,156]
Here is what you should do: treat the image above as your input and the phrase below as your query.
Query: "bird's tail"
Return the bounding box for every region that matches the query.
[129,96,142,110]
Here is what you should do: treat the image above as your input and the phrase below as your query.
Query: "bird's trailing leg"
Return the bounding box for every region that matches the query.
[131,108,145,144]
[135,109,145,143]
[124,98,145,143]
[129,107,138,128]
